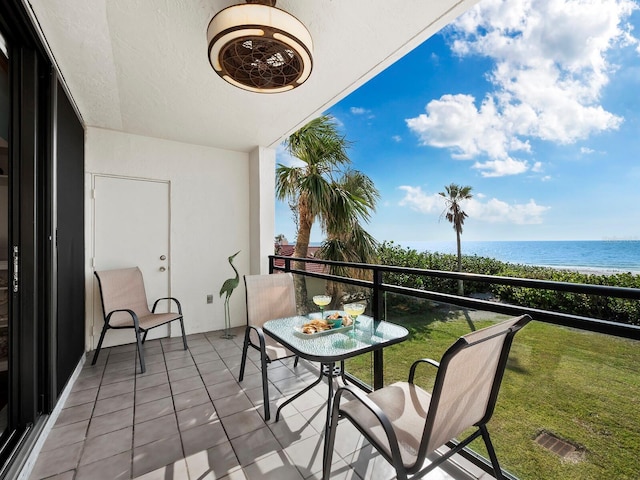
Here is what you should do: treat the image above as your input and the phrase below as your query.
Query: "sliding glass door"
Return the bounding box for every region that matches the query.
[0,2,85,475]
[0,30,9,445]
[0,8,50,468]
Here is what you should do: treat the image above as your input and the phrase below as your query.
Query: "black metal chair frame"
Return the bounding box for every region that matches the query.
[238,320,299,421]
[323,314,531,480]
[238,273,301,421]
[92,270,188,374]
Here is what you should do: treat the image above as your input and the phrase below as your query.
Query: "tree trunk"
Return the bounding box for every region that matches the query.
[456,229,464,296]
[327,279,342,310]
[293,195,312,313]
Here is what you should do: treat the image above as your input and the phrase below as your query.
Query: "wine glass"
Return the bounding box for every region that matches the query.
[344,303,365,337]
[313,295,332,319]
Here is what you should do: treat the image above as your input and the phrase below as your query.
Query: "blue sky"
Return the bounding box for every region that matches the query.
[276,0,640,245]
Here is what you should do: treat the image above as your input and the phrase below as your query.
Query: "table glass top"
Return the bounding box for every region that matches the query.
[263,313,409,362]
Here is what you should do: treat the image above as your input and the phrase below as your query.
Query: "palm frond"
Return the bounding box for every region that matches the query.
[440,183,473,233]
[284,115,351,171]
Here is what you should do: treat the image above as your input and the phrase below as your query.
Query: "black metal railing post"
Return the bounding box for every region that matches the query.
[372,267,385,390]
[371,267,384,321]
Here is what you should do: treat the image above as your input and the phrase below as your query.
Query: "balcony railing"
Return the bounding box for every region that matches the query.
[270,254,640,480]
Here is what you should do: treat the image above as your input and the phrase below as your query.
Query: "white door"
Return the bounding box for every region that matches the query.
[92,175,171,348]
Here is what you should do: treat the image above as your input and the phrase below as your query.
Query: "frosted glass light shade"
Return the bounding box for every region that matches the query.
[207,4,313,93]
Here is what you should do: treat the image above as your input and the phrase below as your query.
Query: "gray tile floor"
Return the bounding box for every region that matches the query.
[28,327,488,480]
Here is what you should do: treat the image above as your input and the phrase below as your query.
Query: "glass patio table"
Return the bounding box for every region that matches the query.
[263,314,409,456]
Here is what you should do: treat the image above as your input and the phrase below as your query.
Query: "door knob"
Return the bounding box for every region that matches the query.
[159,266,166,272]
[160,255,166,260]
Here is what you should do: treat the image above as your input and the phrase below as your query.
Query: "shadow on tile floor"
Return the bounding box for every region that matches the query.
[27,327,484,480]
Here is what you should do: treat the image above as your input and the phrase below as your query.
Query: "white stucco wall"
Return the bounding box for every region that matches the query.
[84,127,272,350]
[249,146,276,275]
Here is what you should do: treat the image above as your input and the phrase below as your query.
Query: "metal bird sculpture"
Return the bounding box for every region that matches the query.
[219,251,241,338]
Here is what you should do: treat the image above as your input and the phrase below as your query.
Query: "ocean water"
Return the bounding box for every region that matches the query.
[397,240,640,274]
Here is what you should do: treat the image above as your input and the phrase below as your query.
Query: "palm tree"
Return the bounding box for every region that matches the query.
[274,233,287,254]
[276,115,378,311]
[439,183,473,296]
[318,170,380,307]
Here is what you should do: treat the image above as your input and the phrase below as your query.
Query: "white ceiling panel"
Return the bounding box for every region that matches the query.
[27,0,477,152]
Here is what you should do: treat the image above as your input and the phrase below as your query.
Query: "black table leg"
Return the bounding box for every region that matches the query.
[275,364,324,421]
[274,360,345,468]
[322,362,339,463]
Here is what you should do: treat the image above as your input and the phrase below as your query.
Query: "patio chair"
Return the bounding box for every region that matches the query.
[323,314,532,480]
[239,273,299,420]
[92,266,187,373]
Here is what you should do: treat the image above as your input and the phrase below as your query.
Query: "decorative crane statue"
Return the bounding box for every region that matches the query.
[219,251,241,339]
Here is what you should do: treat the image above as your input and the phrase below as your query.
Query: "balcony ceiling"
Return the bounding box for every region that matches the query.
[28,0,475,152]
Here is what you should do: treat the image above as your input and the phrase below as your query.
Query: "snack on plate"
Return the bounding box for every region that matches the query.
[326,312,353,326]
[301,318,331,334]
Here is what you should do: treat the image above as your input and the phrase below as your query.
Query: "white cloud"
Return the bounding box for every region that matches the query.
[398,186,442,214]
[350,107,370,115]
[350,106,375,120]
[531,161,543,172]
[276,143,305,168]
[331,115,345,128]
[466,197,550,224]
[406,0,637,177]
[581,147,595,154]
[473,157,529,177]
[399,185,550,224]
[392,135,402,142]
[406,94,533,162]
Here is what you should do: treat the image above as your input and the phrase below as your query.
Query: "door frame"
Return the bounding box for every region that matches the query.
[88,173,172,351]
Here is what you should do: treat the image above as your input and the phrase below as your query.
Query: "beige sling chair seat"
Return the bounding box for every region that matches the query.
[323,314,532,480]
[92,267,188,373]
[239,273,299,420]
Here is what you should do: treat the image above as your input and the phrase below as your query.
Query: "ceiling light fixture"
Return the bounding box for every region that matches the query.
[207,0,313,93]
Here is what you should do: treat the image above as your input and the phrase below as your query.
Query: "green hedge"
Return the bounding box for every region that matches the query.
[377,241,640,326]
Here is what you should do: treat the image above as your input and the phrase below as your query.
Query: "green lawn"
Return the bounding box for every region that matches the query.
[344,300,640,479]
